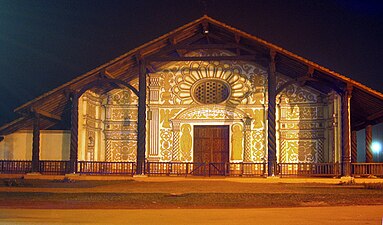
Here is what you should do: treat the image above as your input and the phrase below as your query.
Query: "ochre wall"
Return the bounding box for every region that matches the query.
[75,50,339,163]
[0,130,70,160]
[144,50,337,163]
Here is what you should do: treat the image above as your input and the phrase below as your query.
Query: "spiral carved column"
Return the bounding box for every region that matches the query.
[69,93,79,173]
[267,50,277,176]
[32,114,40,173]
[136,59,147,174]
[351,130,358,163]
[365,125,373,163]
[341,86,352,176]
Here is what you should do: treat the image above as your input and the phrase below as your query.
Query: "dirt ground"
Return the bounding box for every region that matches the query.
[0,177,383,209]
[1,206,383,225]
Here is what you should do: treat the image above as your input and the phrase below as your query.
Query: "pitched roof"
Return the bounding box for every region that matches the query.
[1,15,382,135]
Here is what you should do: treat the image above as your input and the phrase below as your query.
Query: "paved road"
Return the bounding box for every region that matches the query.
[0,206,382,225]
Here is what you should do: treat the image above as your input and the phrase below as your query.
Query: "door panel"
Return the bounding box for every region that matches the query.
[193,125,229,164]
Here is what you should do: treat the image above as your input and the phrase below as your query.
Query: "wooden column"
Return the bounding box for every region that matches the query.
[267,49,277,176]
[69,93,79,173]
[136,59,147,175]
[365,125,373,163]
[351,130,358,163]
[341,86,352,176]
[31,114,40,173]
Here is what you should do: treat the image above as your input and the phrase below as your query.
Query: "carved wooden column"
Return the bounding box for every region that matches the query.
[267,49,277,176]
[365,125,373,163]
[136,59,147,174]
[69,93,79,173]
[341,85,352,176]
[351,130,358,163]
[32,113,40,173]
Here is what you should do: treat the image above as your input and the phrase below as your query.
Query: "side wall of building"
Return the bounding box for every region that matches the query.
[0,130,70,160]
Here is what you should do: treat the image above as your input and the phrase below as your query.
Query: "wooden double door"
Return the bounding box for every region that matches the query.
[193,125,229,164]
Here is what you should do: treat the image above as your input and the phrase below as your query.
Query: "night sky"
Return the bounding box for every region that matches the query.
[1,0,383,129]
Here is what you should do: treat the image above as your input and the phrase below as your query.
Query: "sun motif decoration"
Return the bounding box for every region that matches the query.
[171,61,252,105]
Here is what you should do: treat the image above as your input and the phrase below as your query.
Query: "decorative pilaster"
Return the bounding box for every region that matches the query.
[243,118,252,162]
[341,85,352,176]
[148,74,160,158]
[136,59,147,174]
[267,49,277,176]
[149,108,159,157]
[351,130,358,163]
[69,93,79,173]
[365,125,373,163]
[31,114,40,173]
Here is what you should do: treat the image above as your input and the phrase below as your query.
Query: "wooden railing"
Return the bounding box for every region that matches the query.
[229,163,266,176]
[0,160,32,174]
[78,161,136,175]
[40,160,70,175]
[146,162,266,177]
[146,162,206,176]
[352,163,383,177]
[1,160,383,177]
[278,163,340,177]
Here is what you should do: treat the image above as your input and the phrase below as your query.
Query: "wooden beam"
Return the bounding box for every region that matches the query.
[169,37,184,57]
[202,21,210,43]
[146,34,205,59]
[276,66,315,94]
[367,110,383,121]
[146,64,156,73]
[147,55,257,62]
[177,43,239,50]
[352,109,383,131]
[31,108,61,121]
[235,34,241,55]
[205,33,262,56]
[101,70,139,96]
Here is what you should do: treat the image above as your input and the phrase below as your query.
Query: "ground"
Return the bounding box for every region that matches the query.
[0,176,383,224]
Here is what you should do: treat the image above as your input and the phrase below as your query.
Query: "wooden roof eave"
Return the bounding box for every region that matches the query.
[0,117,29,135]
[8,15,383,132]
[204,17,383,100]
[13,16,209,114]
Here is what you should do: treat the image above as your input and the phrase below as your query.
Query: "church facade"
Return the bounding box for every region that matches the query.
[0,16,382,177]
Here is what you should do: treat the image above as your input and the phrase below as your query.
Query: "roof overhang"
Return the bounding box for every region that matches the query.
[1,15,382,135]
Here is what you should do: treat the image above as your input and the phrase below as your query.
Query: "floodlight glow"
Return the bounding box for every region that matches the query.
[371,141,382,154]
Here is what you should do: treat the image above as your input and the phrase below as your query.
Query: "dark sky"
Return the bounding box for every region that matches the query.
[1,0,383,126]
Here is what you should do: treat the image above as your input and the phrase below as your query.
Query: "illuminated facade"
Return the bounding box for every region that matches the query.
[0,16,382,177]
[76,51,339,165]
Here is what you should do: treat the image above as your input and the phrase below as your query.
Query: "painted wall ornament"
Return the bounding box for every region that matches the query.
[231,123,243,161]
[180,124,192,161]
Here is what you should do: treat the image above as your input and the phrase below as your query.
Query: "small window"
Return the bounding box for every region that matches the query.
[193,80,230,104]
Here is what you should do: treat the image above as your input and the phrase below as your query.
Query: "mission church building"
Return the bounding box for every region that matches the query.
[1,16,382,177]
